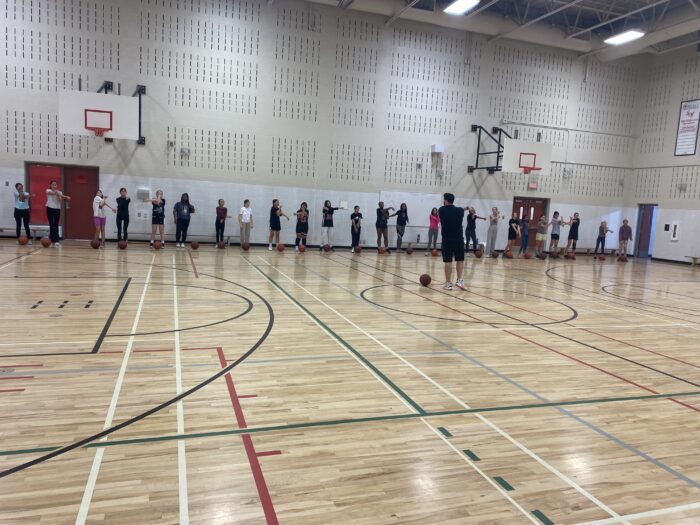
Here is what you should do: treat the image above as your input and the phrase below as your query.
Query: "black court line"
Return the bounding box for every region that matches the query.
[92,278,131,353]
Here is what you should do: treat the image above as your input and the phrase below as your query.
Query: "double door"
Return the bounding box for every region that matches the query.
[512,197,548,247]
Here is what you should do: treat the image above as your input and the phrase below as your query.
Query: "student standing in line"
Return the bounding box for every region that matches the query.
[548,211,563,257]
[145,190,166,249]
[519,216,530,256]
[438,193,466,291]
[350,205,362,253]
[268,198,289,250]
[320,200,340,251]
[215,199,231,245]
[566,212,581,254]
[116,187,130,243]
[375,202,394,254]
[173,193,195,248]
[464,207,485,255]
[618,219,633,257]
[507,212,521,253]
[593,221,613,259]
[427,207,440,254]
[485,207,499,256]
[295,202,309,251]
[13,182,32,243]
[93,190,116,247]
[391,203,409,251]
[535,214,548,258]
[46,180,71,247]
[238,199,253,246]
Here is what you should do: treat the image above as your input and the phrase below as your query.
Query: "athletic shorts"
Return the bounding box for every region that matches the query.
[269,226,281,232]
[551,233,559,240]
[296,224,308,234]
[93,216,106,227]
[568,233,578,241]
[536,233,546,242]
[441,238,465,263]
[508,230,518,240]
[152,216,164,225]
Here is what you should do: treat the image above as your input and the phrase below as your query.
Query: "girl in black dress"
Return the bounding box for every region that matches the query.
[295,202,309,251]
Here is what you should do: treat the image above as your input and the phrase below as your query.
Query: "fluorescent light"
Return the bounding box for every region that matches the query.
[604,30,645,46]
[444,0,480,15]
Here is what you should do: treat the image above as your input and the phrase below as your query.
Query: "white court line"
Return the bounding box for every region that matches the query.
[259,257,625,523]
[172,257,189,525]
[75,255,155,525]
[0,248,40,272]
[575,500,700,525]
[0,337,177,347]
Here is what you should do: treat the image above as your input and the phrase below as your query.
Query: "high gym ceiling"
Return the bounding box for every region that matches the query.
[307,0,700,60]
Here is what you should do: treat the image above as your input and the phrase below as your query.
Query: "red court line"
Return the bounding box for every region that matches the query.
[238,394,258,399]
[0,388,25,393]
[187,249,199,278]
[216,347,279,525]
[101,347,218,354]
[0,376,33,381]
[256,450,282,457]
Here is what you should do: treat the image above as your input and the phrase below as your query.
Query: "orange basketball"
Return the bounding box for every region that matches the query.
[277,243,285,252]
[570,253,576,260]
[419,274,431,287]
[599,255,605,261]
[406,247,413,254]
[90,239,101,249]
[18,236,28,245]
[491,251,499,259]
[154,240,162,250]
[379,246,386,254]
[323,244,332,252]
[431,249,438,257]
[191,241,200,250]
[242,242,250,251]
[523,252,532,259]
[118,240,127,250]
[40,237,51,248]
[354,246,361,254]
[298,244,306,253]
[475,249,483,258]
[216,241,224,249]
[504,250,513,259]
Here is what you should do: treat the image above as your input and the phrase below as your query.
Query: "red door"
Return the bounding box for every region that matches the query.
[636,204,655,258]
[27,164,62,225]
[63,166,99,240]
[512,197,548,247]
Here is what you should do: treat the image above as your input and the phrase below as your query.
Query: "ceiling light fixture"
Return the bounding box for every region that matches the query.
[444,0,480,16]
[604,29,645,46]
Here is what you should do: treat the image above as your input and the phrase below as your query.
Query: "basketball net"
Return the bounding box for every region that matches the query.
[87,127,108,137]
[522,167,542,175]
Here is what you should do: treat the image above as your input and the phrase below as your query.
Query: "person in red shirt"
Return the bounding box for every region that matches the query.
[618,219,633,257]
[427,207,440,254]
[216,199,231,244]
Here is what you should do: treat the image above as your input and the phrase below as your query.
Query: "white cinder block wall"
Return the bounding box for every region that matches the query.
[0,0,695,258]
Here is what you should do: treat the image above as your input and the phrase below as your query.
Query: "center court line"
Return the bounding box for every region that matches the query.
[75,255,155,525]
[256,258,624,523]
[172,257,189,525]
[574,500,700,525]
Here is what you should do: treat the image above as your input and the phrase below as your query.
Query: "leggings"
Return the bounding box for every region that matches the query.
[46,207,61,243]
[117,215,129,241]
[428,228,438,250]
[216,220,225,243]
[351,227,361,248]
[594,236,605,254]
[465,228,477,252]
[176,218,190,243]
[14,208,30,238]
[376,226,388,247]
[396,224,406,250]
[486,223,498,255]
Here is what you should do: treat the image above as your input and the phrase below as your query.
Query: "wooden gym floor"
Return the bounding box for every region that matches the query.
[0,240,699,525]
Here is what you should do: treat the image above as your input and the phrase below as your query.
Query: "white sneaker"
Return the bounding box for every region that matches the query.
[27,241,32,245]
[54,242,61,247]
[442,282,453,291]
[268,245,273,251]
[455,278,465,290]
[295,245,299,251]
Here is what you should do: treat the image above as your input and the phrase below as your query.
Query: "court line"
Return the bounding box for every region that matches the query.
[172,258,189,525]
[300,258,700,490]
[0,248,41,272]
[91,277,132,353]
[1,391,699,457]
[186,249,199,278]
[574,500,700,525]
[259,259,623,521]
[75,255,155,525]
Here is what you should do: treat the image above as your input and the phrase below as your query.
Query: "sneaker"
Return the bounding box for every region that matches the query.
[268,245,273,251]
[295,245,299,252]
[149,243,154,250]
[54,242,61,247]
[27,241,32,245]
[351,248,354,253]
[442,282,453,291]
[455,278,465,290]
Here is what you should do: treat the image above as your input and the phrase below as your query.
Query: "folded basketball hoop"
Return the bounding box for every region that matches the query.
[84,109,113,137]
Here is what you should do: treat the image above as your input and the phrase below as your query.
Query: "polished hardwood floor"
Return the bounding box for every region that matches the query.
[0,240,699,524]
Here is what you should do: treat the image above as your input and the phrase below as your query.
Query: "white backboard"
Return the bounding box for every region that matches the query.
[502,138,553,175]
[58,90,139,140]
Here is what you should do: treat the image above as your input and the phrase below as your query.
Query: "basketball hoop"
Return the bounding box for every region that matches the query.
[522,166,542,175]
[84,109,113,138]
[86,127,109,137]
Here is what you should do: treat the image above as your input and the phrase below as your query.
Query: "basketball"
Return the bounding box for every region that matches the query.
[40,237,51,248]
[379,246,386,254]
[277,243,285,252]
[323,244,332,252]
[154,240,162,250]
[475,249,483,258]
[18,236,28,245]
[406,247,413,254]
[538,253,547,260]
[354,246,361,254]
[118,240,127,250]
[431,249,438,257]
[216,241,224,249]
[242,242,250,251]
[90,239,100,249]
[504,250,513,259]
[419,274,431,287]
[570,253,576,260]
[599,255,605,261]
[491,251,499,259]
[299,244,306,253]
[191,241,200,250]
[523,252,532,259]
[620,255,628,262]
[565,253,572,259]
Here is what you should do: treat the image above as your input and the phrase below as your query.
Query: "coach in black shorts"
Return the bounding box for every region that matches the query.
[438,193,465,291]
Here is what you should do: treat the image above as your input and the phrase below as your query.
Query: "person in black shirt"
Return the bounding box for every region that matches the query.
[438,193,465,291]
[519,217,530,256]
[173,193,195,247]
[350,206,362,253]
[268,198,289,250]
[566,212,581,254]
[116,187,130,243]
[144,190,166,249]
[295,202,309,251]
[320,200,340,251]
[375,202,394,253]
[507,212,521,253]
[464,207,485,254]
[389,203,409,251]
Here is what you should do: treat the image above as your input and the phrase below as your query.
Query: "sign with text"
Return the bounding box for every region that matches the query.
[674,99,700,156]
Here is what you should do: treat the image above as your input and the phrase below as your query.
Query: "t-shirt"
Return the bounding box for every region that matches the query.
[46,189,62,209]
[116,196,130,217]
[520,218,530,235]
[438,204,464,240]
[466,213,477,231]
[297,209,308,224]
[269,206,281,229]
[323,207,338,227]
[93,196,106,218]
[570,218,580,236]
[14,191,29,210]
[216,207,228,221]
[174,201,193,220]
[240,206,253,223]
[396,210,408,226]
[376,208,389,228]
[152,198,166,219]
[509,218,519,233]
[351,212,362,229]
[619,225,633,241]
[537,218,548,235]
[551,218,561,235]
[429,214,440,230]
[598,225,607,237]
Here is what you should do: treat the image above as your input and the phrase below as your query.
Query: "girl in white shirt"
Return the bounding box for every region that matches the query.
[46,180,71,246]
[238,199,253,246]
[93,190,115,247]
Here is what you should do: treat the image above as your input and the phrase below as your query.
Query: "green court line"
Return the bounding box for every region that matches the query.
[254,264,427,415]
[463,449,480,461]
[494,476,514,491]
[2,390,699,458]
[437,426,452,437]
[532,509,554,525]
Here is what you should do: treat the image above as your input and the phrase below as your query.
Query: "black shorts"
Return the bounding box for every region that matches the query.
[269,226,281,232]
[441,238,465,263]
[551,234,560,240]
[296,223,308,234]
[568,233,578,241]
[508,230,517,241]
[152,216,164,225]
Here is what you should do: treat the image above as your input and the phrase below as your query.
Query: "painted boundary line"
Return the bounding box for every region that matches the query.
[574,500,700,525]
[0,248,41,272]
[92,277,131,353]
